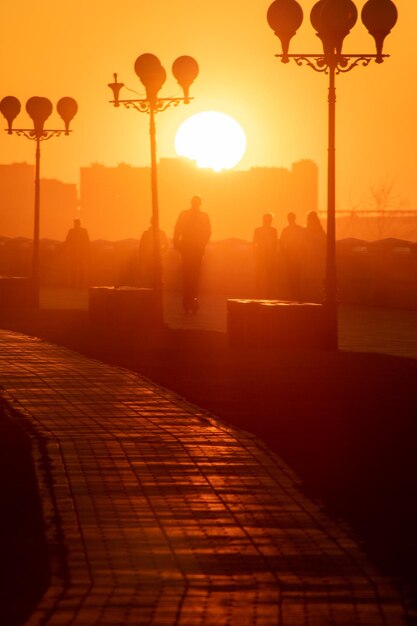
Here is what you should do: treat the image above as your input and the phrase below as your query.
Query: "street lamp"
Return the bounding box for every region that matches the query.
[108,53,199,325]
[0,95,78,308]
[267,0,398,349]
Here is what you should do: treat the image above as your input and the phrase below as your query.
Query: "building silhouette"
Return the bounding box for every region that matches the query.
[0,162,78,239]
[80,158,319,241]
[80,163,150,242]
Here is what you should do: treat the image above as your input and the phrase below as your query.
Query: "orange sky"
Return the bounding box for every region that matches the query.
[0,1,415,214]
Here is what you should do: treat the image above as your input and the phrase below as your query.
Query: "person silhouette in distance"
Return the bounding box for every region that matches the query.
[138,219,169,288]
[253,212,278,298]
[280,212,305,301]
[64,218,91,288]
[173,195,211,313]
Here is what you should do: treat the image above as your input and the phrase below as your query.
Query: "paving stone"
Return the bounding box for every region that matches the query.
[0,330,406,625]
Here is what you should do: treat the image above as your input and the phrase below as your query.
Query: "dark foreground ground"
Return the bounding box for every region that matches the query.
[0,304,416,622]
[0,401,49,625]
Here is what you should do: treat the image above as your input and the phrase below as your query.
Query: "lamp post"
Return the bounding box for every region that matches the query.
[267,0,398,349]
[108,53,199,326]
[0,95,78,308]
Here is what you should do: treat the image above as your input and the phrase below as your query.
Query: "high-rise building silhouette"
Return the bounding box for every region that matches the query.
[0,162,78,239]
[80,163,150,242]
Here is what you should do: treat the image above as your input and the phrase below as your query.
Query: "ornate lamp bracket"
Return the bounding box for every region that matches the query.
[276,53,389,75]
[294,55,329,73]
[119,100,152,114]
[6,128,69,141]
[39,130,68,141]
[335,55,382,73]
[117,97,191,115]
[155,98,189,113]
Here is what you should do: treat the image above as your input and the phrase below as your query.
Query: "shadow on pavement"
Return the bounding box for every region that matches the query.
[0,401,49,625]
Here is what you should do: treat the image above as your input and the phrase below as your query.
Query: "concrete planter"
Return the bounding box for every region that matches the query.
[227,299,329,349]
[0,277,36,308]
[89,286,157,328]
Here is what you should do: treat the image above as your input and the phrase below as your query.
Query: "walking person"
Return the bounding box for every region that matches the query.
[253,212,278,298]
[303,211,326,302]
[173,195,211,313]
[64,218,91,288]
[138,220,169,288]
[280,212,305,301]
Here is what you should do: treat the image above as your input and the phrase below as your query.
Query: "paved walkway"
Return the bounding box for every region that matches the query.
[0,330,406,625]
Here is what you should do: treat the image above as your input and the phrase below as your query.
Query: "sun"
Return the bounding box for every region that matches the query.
[175,111,247,172]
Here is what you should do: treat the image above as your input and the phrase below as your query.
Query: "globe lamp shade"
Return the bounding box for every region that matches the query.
[0,96,21,133]
[311,0,358,56]
[172,56,199,103]
[26,97,53,136]
[134,53,166,101]
[267,0,304,63]
[362,0,398,63]
[57,97,78,134]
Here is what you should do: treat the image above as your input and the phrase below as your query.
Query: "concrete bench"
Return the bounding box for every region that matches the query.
[89,286,156,327]
[227,299,329,349]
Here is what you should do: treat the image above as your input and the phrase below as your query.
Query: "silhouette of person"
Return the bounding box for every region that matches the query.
[138,220,169,288]
[304,211,326,302]
[64,218,90,287]
[280,212,305,301]
[173,195,211,313]
[253,212,278,298]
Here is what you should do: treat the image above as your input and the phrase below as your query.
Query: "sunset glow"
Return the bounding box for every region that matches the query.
[175,112,247,171]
